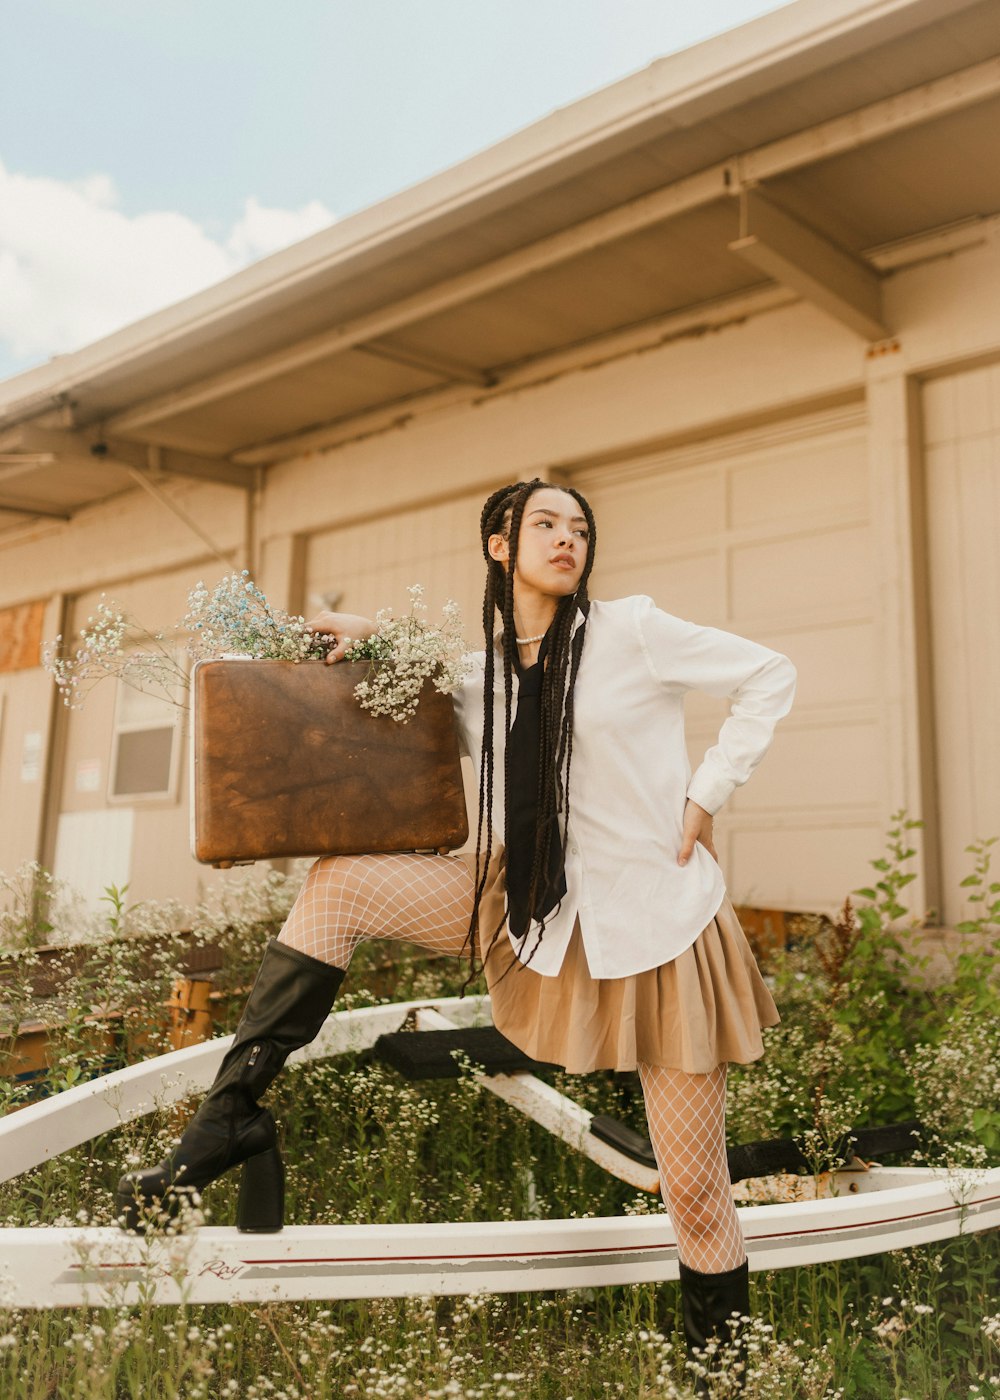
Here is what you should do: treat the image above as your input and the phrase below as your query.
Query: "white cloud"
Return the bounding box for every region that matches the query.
[0,158,335,372]
[225,195,334,264]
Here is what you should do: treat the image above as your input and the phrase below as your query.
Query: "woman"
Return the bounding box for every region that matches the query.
[118,478,795,1393]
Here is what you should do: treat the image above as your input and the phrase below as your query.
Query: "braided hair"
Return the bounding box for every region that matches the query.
[465,478,597,982]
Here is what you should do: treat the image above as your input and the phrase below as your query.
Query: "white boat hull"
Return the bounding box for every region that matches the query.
[3,997,997,1308]
[5,1166,1000,1309]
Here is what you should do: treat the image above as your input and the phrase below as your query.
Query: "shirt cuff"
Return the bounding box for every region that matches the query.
[686,766,733,817]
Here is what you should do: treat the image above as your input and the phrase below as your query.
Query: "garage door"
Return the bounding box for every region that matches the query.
[572,405,882,917]
[306,490,491,642]
[923,362,1000,925]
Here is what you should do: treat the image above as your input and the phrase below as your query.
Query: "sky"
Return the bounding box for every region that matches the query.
[0,0,789,383]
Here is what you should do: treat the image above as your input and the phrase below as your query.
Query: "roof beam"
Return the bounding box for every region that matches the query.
[97,441,254,490]
[729,188,887,342]
[103,53,999,439]
[0,497,72,520]
[0,426,83,457]
[358,340,494,387]
[0,455,57,483]
[0,426,252,489]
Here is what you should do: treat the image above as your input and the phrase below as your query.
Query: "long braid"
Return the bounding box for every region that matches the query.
[518,485,595,970]
[468,506,504,960]
[499,487,530,964]
[466,484,518,974]
[463,479,596,984]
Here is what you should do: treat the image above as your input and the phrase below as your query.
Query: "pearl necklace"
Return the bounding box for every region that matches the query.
[515,631,546,644]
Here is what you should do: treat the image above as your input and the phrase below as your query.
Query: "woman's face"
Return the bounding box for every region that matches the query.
[489,487,590,601]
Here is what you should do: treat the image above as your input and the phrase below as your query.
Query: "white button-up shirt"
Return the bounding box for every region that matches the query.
[452,595,797,979]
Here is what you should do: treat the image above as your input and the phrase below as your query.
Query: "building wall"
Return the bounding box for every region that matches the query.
[922,360,1000,912]
[0,482,245,914]
[2,228,999,925]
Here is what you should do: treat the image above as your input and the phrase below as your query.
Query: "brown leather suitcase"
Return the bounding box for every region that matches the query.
[191,659,469,867]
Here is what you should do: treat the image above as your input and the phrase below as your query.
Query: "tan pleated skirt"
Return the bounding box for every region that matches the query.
[456,847,780,1076]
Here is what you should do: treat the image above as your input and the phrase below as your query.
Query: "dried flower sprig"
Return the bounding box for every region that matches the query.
[44,575,469,724]
[42,599,188,711]
[343,584,470,722]
[183,572,328,664]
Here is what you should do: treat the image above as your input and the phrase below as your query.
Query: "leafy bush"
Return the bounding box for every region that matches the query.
[728,812,1000,1170]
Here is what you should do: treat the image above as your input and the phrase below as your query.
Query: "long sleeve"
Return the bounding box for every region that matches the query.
[635,597,797,816]
[450,651,485,761]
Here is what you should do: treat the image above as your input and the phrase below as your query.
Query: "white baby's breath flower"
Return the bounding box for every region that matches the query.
[44,572,467,728]
[344,589,469,723]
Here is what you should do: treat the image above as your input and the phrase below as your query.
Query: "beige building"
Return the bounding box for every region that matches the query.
[1,0,998,928]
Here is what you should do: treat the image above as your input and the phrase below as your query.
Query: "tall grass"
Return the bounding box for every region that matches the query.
[0,818,997,1398]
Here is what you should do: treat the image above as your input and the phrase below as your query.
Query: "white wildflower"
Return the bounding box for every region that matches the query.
[344,587,470,723]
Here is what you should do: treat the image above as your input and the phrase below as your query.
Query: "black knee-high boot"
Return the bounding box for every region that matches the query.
[117,939,345,1234]
[677,1258,750,1396]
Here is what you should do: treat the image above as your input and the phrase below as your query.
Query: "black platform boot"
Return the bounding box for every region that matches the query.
[117,939,345,1234]
[677,1258,751,1396]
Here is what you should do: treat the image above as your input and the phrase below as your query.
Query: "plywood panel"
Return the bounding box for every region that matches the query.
[0,669,56,874]
[924,361,1000,446]
[683,692,730,730]
[0,600,45,674]
[954,363,998,438]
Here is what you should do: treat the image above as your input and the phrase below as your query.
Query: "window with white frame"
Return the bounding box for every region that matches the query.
[108,671,184,802]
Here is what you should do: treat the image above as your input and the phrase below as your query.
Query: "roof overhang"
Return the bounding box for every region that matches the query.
[1,0,999,525]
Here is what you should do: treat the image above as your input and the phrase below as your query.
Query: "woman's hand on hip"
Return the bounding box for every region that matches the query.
[678,799,718,866]
[304,611,376,664]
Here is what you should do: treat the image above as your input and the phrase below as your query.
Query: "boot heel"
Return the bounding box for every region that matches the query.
[236,1146,285,1233]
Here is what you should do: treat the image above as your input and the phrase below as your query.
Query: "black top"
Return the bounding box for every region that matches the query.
[506,633,567,940]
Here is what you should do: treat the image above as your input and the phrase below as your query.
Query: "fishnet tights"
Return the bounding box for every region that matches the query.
[638,1061,747,1273]
[279,855,746,1273]
[278,853,475,967]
